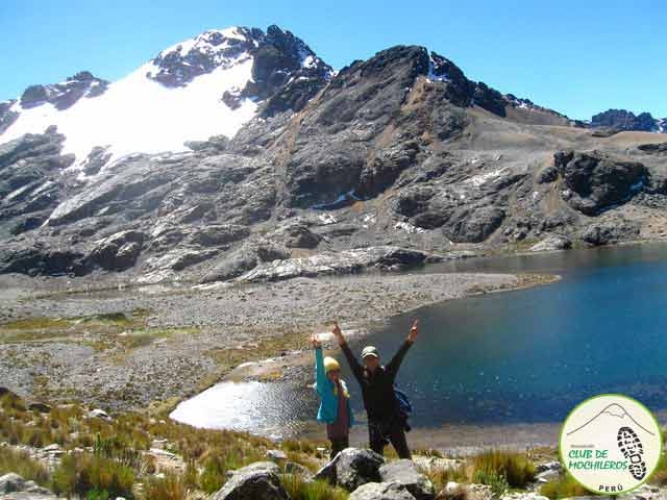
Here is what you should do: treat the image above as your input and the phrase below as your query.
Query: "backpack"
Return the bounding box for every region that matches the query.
[394,386,413,432]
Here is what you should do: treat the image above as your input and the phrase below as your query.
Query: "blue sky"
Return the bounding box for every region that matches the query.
[1,0,665,120]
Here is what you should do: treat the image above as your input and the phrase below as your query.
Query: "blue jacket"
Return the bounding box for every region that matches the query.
[314,347,355,426]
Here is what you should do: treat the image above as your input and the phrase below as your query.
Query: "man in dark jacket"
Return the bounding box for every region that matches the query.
[331,320,418,459]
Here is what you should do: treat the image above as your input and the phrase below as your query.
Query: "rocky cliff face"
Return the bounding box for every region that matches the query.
[2,27,667,283]
[19,71,109,111]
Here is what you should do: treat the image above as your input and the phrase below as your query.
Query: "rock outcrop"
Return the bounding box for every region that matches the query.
[554,150,649,215]
[379,459,435,500]
[19,71,109,110]
[315,448,385,491]
[211,462,288,500]
[349,481,417,500]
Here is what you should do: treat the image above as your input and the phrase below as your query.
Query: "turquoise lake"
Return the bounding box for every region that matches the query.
[365,243,667,427]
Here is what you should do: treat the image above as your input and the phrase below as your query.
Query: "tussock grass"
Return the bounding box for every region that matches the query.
[470,449,536,489]
[0,446,50,486]
[539,472,590,499]
[426,463,468,492]
[142,472,190,500]
[282,475,350,500]
[51,453,135,499]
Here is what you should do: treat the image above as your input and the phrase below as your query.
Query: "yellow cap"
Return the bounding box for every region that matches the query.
[324,356,341,373]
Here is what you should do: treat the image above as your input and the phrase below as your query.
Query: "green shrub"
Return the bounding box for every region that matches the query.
[471,449,535,489]
[0,447,50,486]
[51,453,135,499]
[472,470,509,500]
[539,472,590,499]
[199,452,244,494]
[282,474,349,500]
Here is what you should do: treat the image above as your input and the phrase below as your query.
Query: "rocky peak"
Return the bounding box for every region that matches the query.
[19,71,109,110]
[147,25,333,117]
[147,27,260,88]
[228,25,333,117]
[591,108,666,133]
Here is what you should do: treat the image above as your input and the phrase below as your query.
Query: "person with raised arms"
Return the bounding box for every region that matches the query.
[331,319,419,459]
[311,334,355,459]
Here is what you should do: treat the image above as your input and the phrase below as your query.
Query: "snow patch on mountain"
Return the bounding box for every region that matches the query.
[1,52,257,170]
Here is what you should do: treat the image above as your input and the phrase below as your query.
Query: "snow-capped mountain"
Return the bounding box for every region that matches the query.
[0,25,332,172]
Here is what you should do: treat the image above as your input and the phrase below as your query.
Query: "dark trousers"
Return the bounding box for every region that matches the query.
[369,419,411,459]
[329,436,349,460]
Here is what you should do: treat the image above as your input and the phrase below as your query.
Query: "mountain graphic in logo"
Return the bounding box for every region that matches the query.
[566,403,656,437]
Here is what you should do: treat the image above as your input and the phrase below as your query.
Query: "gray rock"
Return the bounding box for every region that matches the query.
[534,468,561,483]
[20,71,108,110]
[187,224,250,247]
[27,402,51,413]
[88,230,145,271]
[537,166,558,184]
[380,459,435,500]
[443,206,506,243]
[231,462,281,476]
[379,460,435,500]
[82,146,112,176]
[638,143,667,154]
[238,246,437,282]
[529,235,572,252]
[534,461,561,474]
[581,222,640,246]
[314,448,385,491]
[349,481,416,500]
[284,461,314,480]
[201,242,290,283]
[87,408,112,420]
[271,222,322,249]
[0,473,25,493]
[266,449,288,462]
[211,467,288,500]
[147,248,219,272]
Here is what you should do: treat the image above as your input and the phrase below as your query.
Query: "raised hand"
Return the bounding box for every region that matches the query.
[332,321,345,345]
[311,334,322,349]
[407,319,419,343]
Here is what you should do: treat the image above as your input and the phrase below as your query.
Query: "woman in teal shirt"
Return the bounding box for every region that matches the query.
[311,335,355,459]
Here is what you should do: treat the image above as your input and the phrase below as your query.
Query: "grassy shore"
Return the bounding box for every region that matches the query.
[2,390,667,499]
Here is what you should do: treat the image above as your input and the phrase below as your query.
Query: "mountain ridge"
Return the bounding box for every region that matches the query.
[1,26,667,282]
